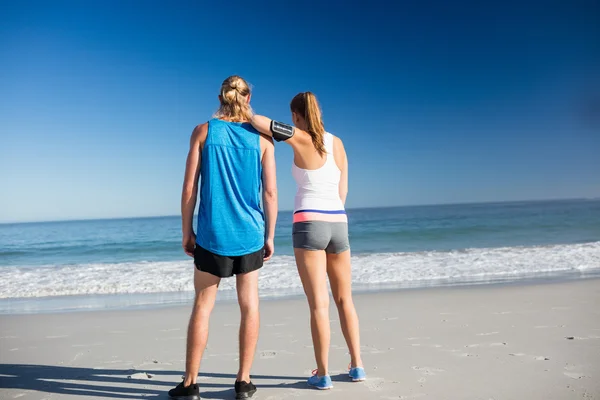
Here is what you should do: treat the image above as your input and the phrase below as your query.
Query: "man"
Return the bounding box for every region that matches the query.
[169,75,277,400]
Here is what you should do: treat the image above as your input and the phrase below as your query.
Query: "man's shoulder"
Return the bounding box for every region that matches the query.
[192,122,209,142]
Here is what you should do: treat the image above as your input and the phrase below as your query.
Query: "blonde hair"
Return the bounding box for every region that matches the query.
[290,92,326,156]
[214,75,253,122]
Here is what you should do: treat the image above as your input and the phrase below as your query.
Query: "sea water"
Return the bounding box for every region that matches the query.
[1,199,599,313]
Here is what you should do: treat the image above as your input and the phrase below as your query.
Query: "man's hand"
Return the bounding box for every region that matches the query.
[182,233,196,257]
[263,238,274,261]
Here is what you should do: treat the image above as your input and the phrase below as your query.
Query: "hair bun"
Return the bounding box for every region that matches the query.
[221,88,237,104]
[229,78,241,92]
[215,75,253,122]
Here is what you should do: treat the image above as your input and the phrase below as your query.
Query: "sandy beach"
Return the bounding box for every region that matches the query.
[1,279,599,400]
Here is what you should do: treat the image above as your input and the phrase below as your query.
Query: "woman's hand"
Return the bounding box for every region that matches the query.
[182,232,197,257]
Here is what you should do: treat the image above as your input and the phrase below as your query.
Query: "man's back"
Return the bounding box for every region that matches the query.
[196,118,264,256]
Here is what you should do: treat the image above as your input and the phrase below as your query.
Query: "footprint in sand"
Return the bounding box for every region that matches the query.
[477,332,499,336]
[493,311,512,315]
[564,364,588,380]
[128,372,154,380]
[383,317,399,321]
[568,335,600,340]
[564,371,588,380]
[260,351,277,359]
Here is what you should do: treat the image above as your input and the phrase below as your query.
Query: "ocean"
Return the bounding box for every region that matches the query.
[1,199,599,314]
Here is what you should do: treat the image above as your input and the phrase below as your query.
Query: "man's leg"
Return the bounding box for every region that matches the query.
[235,269,260,382]
[183,269,220,386]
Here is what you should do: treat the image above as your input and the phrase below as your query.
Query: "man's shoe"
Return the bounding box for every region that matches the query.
[234,380,257,399]
[168,380,201,399]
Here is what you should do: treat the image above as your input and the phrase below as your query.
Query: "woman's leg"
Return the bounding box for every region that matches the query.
[327,249,363,369]
[294,248,330,376]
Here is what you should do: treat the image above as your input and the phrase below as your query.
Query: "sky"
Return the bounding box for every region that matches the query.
[1,0,599,223]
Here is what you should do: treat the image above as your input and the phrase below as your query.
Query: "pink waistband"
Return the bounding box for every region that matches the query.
[293,212,348,223]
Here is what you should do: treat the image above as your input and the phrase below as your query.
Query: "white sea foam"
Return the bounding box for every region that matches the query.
[1,242,599,299]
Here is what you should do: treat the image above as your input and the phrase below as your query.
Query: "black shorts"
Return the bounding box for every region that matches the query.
[194,245,264,278]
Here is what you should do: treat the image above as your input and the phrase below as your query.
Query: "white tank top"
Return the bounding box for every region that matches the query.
[292,132,345,213]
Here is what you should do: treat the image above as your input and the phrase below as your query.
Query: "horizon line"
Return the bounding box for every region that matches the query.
[1,197,597,225]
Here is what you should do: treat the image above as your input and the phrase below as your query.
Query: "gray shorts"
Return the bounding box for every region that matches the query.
[292,221,350,254]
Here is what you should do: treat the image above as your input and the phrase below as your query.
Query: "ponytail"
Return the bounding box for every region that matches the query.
[291,92,326,156]
[214,75,253,122]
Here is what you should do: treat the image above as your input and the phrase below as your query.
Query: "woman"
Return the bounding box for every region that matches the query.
[251,92,365,389]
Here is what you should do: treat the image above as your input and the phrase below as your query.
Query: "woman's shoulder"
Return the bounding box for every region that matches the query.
[331,134,346,161]
[328,132,344,147]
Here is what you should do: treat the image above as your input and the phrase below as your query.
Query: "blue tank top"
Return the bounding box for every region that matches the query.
[196,119,264,256]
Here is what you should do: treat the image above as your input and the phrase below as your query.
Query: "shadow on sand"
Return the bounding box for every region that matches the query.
[0,364,309,399]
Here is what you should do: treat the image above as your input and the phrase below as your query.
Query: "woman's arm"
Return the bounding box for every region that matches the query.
[250,115,274,137]
[181,123,207,256]
[251,115,311,146]
[333,136,349,205]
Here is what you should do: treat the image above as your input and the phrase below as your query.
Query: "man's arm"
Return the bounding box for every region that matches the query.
[181,123,207,257]
[260,134,277,261]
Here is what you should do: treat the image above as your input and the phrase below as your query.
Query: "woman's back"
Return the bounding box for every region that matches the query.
[292,132,344,213]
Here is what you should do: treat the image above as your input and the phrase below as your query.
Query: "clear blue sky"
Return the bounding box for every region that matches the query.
[1,0,599,223]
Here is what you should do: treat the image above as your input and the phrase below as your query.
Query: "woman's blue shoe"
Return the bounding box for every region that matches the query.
[349,366,366,382]
[307,372,333,390]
